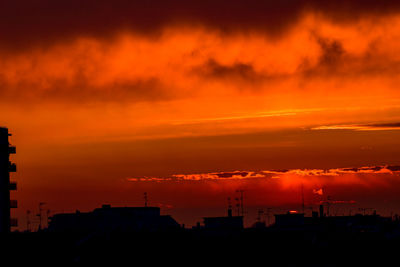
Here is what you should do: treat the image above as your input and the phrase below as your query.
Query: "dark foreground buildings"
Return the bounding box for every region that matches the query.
[8,206,400,266]
[5,199,400,266]
[48,204,180,232]
[0,127,16,233]
[273,205,393,233]
[1,127,400,265]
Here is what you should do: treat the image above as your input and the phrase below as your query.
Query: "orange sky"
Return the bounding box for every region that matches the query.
[2,0,400,229]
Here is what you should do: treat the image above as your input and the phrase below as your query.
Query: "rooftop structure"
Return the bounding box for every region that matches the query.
[0,127,17,233]
[48,204,180,232]
[203,207,244,230]
[273,205,392,233]
[274,212,305,227]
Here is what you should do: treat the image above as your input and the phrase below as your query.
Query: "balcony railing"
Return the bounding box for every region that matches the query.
[10,200,17,208]
[8,146,16,154]
[10,218,18,227]
[8,162,16,172]
[9,181,17,190]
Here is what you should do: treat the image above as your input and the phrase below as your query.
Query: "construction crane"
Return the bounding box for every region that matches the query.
[319,196,356,216]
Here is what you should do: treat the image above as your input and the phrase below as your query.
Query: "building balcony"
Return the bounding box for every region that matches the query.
[8,146,16,154]
[8,162,16,172]
[9,181,17,190]
[10,218,18,227]
[10,200,17,208]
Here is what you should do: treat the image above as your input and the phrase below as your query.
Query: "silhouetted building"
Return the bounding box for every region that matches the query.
[274,212,305,228]
[0,128,17,233]
[203,208,243,230]
[251,221,267,229]
[314,213,392,232]
[48,204,180,232]
[319,204,325,218]
[273,206,392,233]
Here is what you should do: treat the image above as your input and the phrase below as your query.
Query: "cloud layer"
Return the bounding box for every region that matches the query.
[2,14,400,107]
[3,0,400,50]
[127,165,400,182]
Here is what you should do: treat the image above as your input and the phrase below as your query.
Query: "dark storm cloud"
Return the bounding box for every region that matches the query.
[215,171,250,178]
[2,0,400,51]
[300,37,347,77]
[299,35,400,78]
[367,122,400,128]
[0,75,171,103]
[316,38,345,67]
[193,35,400,85]
[193,59,272,83]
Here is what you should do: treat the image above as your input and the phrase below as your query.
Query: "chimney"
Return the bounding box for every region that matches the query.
[228,208,232,217]
[319,205,324,218]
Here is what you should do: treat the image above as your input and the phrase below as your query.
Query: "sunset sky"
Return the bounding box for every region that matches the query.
[3,0,400,229]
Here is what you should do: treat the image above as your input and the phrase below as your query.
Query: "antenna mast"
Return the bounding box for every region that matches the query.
[236,189,244,217]
[37,202,45,231]
[144,192,148,207]
[227,197,232,217]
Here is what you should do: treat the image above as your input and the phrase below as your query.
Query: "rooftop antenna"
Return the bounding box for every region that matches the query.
[46,209,51,228]
[235,197,240,216]
[266,208,272,226]
[144,192,148,207]
[326,196,331,216]
[227,197,232,217]
[236,189,245,217]
[37,202,46,231]
[257,209,264,222]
